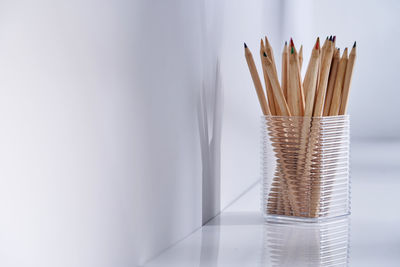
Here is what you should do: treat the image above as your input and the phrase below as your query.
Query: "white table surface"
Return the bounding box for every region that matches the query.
[144,141,400,266]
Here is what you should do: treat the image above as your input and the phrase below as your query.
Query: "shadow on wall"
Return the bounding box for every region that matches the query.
[198,61,223,225]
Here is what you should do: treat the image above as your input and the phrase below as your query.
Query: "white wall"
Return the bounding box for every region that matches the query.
[219,1,283,208]
[313,0,400,139]
[0,1,214,266]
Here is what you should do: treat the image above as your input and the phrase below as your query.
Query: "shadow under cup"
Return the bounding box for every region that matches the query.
[261,115,350,222]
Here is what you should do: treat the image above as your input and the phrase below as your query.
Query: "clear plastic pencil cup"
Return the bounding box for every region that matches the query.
[261,115,350,223]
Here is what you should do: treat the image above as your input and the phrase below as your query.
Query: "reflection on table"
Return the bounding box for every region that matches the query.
[262,217,350,266]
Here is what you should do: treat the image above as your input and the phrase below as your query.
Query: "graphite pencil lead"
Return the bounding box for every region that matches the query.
[263,52,267,57]
[333,36,336,42]
[353,41,356,48]
[329,35,333,41]
[285,41,287,45]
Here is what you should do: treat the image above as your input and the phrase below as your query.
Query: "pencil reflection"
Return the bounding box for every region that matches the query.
[262,218,350,266]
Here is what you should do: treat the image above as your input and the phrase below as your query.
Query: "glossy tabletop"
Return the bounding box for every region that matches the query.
[144,141,400,266]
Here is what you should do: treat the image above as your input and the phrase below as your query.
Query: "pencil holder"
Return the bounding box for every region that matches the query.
[261,115,350,222]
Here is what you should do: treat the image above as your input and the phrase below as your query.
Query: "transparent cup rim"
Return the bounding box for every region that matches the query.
[261,115,350,119]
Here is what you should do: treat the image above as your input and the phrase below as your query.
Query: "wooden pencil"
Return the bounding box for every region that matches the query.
[297,39,320,216]
[313,38,334,116]
[309,37,333,217]
[265,37,292,214]
[319,37,329,82]
[244,43,271,116]
[299,45,303,72]
[303,38,321,117]
[266,37,292,215]
[263,53,291,116]
[287,39,305,116]
[264,36,277,70]
[323,48,340,116]
[260,39,277,115]
[339,42,356,115]
[281,42,289,100]
[262,38,285,214]
[264,36,283,115]
[329,48,348,116]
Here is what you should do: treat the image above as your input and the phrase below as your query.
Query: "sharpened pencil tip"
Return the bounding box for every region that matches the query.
[333,36,336,42]
[315,37,320,49]
[244,42,247,48]
[353,41,356,48]
[329,35,333,41]
[285,41,287,45]
[263,52,267,57]
[290,38,294,47]
[326,36,329,40]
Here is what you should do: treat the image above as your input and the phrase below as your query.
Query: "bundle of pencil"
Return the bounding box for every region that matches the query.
[244,36,356,218]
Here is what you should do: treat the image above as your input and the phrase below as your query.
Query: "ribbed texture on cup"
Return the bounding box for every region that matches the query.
[262,218,350,266]
[261,115,350,220]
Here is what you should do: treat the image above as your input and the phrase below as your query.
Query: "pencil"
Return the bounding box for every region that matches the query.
[323,48,340,116]
[339,42,356,115]
[313,38,334,116]
[260,39,277,115]
[329,48,348,115]
[299,45,303,72]
[263,53,291,116]
[262,39,284,214]
[297,39,320,215]
[303,38,321,117]
[310,37,331,215]
[287,39,305,116]
[319,37,329,81]
[264,36,282,115]
[244,43,271,116]
[296,39,320,216]
[281,42,289,100]
[266,37,290,215]
[265,37,290,215]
